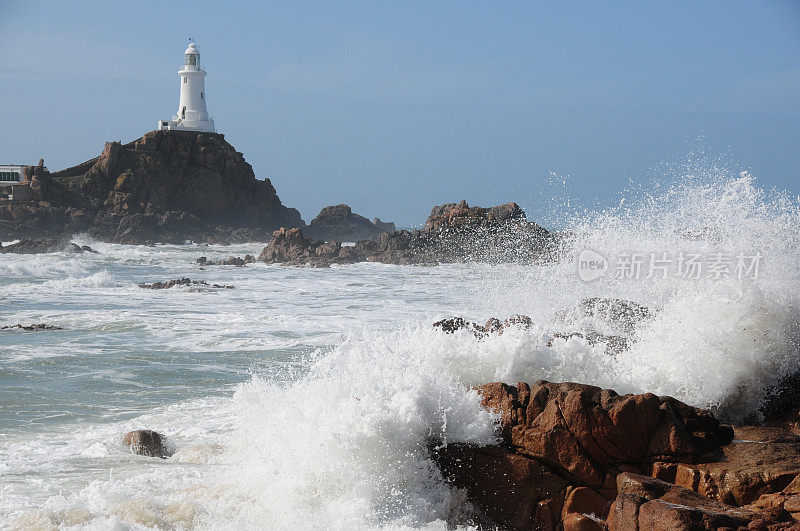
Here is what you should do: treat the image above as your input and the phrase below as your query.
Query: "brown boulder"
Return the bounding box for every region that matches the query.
[610,473,754,530]
[663,426,800,507]
[478,381,732,487]
[435,444,569,529]
[435,381,734,529]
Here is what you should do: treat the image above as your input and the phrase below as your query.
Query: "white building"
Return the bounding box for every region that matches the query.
[158,42,216,133]
[0,165,25,186]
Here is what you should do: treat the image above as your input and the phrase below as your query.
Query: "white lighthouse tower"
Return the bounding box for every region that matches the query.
[158,41,216,133]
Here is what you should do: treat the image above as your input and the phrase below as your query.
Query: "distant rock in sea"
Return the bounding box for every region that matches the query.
[0,238,94,254]
[0,130,304,244]
[138,277,234,290]
[258,200,551,266]
[304,204,395,242]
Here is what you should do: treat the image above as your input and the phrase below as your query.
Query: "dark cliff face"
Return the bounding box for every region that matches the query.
[0,130,304,243]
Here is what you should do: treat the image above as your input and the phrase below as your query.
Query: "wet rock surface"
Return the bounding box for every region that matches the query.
[195,255,255,266]
[259,201,551,266]
[304,204,395,242]
[137,278,234,290]
[433,314,532,337]
[435,379,800,530]
[0,238,89,254]
[0,130,303,244]
[123,430,170,458]
[1,323,63,331]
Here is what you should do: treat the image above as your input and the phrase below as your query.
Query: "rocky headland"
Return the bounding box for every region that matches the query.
[258,200,552,266]
[0,130,303,244]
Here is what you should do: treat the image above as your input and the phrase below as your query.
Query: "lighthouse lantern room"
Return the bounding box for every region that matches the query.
[158,41,216,133]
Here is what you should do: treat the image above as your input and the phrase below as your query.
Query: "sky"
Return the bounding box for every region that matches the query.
[0,1,798,227]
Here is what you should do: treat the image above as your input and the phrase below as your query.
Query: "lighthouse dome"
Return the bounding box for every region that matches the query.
[184,43,200,55]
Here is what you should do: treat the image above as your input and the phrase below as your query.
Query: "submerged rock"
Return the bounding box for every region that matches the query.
[1,323,63,331]
[433,314,533,337]
[552,297,653,336]
[123,430,170,458]
[137,278,234,290]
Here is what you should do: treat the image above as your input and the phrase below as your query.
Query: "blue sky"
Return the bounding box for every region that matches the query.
[1,1,798,226]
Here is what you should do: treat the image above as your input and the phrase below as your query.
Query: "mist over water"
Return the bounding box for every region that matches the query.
[1,161,799,529]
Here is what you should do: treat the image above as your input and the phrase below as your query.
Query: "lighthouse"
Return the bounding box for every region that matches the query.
[158,41,216,133]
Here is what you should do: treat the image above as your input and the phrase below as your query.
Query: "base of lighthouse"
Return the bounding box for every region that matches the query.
[157,117,216,133]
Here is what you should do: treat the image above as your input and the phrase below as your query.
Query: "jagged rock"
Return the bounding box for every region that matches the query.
[304,204,396,242]
[423,200,525,231]
[1,323,63,331]
[259,200,551,266]
[257,227,362,267]
[434,381,733,529]
[608,473,757,530]
[480,381,732,486]
[653,425,800,507]
[433,314,532,337]
[0,238,83,254]
[123,430,170,458]
[195,255,255,266]
[0,130,303,243]
[137,278,234,290]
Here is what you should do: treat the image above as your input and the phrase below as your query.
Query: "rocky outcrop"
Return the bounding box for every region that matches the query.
[652,425,800,507]
[435,379,800,529]
[434,380,735,529]
[259,200,551,266]
[123,430,170,458]
[304,204,396,242]
[0,130,303,243]
[257,227,361,267]
[432,298,653,357]
[424,200,525,231]
[137,278,234,290]
[0,238,94,254]
[607,473,760,530]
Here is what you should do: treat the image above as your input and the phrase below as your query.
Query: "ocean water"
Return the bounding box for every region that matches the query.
[1,167,799,529]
